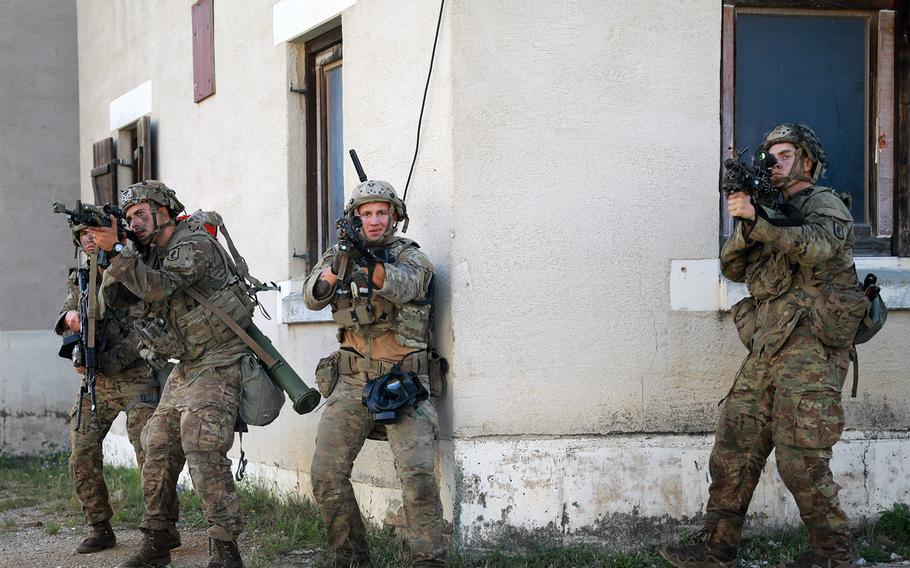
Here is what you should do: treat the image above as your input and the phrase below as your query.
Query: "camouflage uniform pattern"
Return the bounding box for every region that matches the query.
[55,267,161,526]
[105,218,249,542]
[706,186,859,560]
[303,241,446,567]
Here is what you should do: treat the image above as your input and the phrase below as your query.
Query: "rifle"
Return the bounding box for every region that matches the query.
[52,201,134,265]
[332,150,389,282]
[722,148,804,227]
[60,252,102,430]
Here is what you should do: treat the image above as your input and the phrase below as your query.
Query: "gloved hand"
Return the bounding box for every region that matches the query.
[140,347,169,370]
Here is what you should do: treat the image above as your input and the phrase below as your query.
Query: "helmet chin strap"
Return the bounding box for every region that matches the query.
[775,149,813,189]
[142,207,176,246]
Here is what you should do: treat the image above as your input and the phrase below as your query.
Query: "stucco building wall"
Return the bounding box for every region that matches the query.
[75,0,909,551]
[0,0,81,455]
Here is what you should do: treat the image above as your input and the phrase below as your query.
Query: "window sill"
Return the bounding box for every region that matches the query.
[276,280,334,324]
[670,257,910,312]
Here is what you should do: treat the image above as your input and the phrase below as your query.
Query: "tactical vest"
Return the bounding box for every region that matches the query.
[330,238,432,350]
[137,214,255,361]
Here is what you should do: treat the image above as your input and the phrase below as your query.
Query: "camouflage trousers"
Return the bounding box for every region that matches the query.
[705,325,851,559]
[311,369,446,567]
[69,366,160,525]
[139,344,247,541]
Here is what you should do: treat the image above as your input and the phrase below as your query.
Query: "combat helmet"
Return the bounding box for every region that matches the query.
[119,179,184,214]
[343,179,409,241]
[762,123,827,184]
[119,180,185,244]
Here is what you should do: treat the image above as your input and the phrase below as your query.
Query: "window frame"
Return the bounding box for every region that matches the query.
[720,0,908,257]
[303,27,344,269]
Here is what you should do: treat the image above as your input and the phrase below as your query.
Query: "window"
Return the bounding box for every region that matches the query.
[90,115,154,205]
[721,1,908,257]
[304,28,344,268]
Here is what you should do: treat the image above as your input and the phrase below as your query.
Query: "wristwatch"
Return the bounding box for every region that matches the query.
[110,242,125,257]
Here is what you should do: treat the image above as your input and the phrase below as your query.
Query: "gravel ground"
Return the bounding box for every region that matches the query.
[0,505,318,568]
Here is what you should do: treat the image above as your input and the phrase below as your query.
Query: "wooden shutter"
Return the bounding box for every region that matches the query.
[91,138,118,205]
[192,0,215,103]
[135,115,153,181]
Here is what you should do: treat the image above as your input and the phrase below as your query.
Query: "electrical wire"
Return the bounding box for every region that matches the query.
[402,0,445,203]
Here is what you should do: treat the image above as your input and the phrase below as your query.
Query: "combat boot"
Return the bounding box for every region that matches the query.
[164,524,182,550]
[114,529,172,568]
[207,538,244,568]
[76,519,116,553]
[659,528,737,568]
[780,553,856,568]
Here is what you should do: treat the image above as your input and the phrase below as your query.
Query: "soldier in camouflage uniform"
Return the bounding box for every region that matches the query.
[90,180,251,568]
[303,179,446,567]
[660,124,866,568]
[55,223,169,554]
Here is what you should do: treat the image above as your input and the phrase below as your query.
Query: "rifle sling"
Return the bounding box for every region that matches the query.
[183,286,278,369]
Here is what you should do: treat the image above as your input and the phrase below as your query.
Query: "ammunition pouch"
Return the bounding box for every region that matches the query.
[332,302,392,328]
[730,297,757,350]
[177,283,255,353]
[314,351,341,398]
[394,303,431,349]
[810,283,869,348]
[135,317,186,360]
[135,282,255,362]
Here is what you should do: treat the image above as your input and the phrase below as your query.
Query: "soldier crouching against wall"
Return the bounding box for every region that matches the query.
[55,220,169,554]
[303,180,446,567]
[659,124,867,568]
[90,180,252,568]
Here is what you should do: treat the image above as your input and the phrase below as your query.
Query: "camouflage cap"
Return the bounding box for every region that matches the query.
[762,123,827,183]
[343,180,409,230]
[119,180,184,214]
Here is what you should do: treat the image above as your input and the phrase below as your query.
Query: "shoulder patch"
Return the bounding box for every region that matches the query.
[167,248,180,261]
[833,221,845,240]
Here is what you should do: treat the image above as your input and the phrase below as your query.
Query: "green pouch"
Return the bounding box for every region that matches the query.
[730,297,757,350]
[810,283,869,348]
[314,351,340,398]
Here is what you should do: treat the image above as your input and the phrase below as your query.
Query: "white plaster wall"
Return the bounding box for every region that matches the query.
[455,432,910,549]
[448,0,728,438]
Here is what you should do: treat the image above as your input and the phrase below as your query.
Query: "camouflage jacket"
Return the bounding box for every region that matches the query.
[54,263,146,376]
[303,237,434,360]
[721,185,859,356]
[104,218,249,361]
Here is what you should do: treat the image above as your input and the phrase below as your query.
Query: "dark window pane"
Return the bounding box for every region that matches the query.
[326,63,344,244]
[735,14,867,221]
